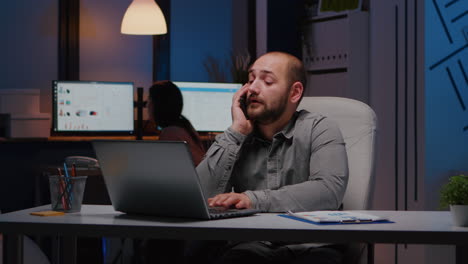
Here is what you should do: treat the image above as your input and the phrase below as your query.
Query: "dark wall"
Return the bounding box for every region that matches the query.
[267,0,306,59]
[0,0,58,113]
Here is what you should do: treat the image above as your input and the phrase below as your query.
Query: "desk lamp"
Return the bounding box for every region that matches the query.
[121,0,168,140]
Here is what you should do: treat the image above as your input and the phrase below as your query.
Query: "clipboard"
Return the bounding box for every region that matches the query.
[279,211,393,225]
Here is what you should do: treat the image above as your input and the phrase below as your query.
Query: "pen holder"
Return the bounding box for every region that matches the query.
[49,175,87,213]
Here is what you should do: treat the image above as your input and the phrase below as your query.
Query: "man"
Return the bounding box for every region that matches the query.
[195,51,349,264]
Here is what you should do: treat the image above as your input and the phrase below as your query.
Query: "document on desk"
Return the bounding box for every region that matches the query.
[280,211,391,225]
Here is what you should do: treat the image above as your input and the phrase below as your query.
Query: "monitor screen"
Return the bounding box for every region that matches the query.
[52,80,134,134]
[174,82,242,132]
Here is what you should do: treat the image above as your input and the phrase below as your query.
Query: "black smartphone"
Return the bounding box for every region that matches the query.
[239,94,249,119]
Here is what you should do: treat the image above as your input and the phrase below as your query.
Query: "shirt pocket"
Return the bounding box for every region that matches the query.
[294,146,310,162]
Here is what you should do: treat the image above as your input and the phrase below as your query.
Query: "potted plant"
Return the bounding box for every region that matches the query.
[203,52,251,84]
[439,174,468,226]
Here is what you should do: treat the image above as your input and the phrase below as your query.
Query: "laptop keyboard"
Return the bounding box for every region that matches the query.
[208,207,260,219]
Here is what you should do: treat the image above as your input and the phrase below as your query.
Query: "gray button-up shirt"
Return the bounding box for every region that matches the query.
[197,110,349,213]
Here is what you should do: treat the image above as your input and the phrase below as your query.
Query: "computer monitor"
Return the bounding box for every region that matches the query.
[52,80,134,134]
[174,82,242,132]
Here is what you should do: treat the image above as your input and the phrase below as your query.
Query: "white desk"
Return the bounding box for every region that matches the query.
[1,205,467,263]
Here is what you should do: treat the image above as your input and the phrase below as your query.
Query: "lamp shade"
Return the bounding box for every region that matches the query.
[121,0,167,35]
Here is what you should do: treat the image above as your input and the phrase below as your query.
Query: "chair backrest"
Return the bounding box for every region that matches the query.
[298,97,377,210]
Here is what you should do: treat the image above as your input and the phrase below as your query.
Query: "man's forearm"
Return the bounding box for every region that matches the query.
[244,176,347,212]
[196,127,247,198]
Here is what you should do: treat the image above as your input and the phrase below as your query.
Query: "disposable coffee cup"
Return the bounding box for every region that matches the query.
[49,175,87,213]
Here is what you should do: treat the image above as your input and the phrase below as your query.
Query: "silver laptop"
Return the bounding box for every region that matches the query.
[92,140,259,220]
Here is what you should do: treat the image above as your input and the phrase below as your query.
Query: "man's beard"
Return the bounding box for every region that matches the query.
[247,94,289,125]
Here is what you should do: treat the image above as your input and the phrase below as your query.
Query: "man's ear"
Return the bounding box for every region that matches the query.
[289,81,304,104]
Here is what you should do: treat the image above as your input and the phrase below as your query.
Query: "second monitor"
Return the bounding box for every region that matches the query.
[52,80,135,134]
[174,82,242,132]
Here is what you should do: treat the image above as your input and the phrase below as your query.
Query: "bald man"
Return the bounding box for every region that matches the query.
[194,52,349,264]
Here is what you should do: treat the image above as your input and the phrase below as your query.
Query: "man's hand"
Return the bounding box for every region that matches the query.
[208,192,252,209]
[231,84,254,135]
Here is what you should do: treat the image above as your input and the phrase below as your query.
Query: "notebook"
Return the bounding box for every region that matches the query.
[92,140,260,220]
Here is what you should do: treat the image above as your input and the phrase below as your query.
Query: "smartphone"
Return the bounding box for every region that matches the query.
[239,94,249,119]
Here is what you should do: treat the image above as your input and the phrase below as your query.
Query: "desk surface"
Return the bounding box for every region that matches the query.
[0,205,467,245]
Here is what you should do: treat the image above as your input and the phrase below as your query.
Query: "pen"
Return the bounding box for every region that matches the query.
[57,168,69,210]
[71,163,77,177]
[63,162,70,178]
[63,162,74,204]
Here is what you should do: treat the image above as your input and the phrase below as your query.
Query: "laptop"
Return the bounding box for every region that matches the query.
[92,140,260,220]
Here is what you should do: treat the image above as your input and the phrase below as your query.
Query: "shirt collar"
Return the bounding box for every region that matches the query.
[250,111,301,142]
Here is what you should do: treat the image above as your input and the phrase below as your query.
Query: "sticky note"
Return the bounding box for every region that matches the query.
[30,211,65,217]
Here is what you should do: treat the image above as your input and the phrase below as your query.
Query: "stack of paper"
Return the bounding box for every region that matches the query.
[282,211,390,224]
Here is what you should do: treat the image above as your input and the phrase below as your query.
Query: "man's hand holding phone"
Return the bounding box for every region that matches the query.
[231,84,254,135]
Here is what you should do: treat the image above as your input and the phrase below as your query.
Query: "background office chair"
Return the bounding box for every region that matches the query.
[298,96,378,264]
[0,221,50,264]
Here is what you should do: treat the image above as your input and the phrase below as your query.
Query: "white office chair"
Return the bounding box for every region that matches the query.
[0,227,50,264]
[298,97,377,264]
